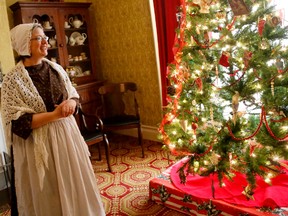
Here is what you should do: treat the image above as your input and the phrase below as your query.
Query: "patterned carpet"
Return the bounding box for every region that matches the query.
[0,134,187,216]
[91,134,187,216]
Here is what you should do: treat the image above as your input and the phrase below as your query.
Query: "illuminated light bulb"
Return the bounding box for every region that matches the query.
[192,135,197,139]
[172,130,177,135]
[167,113,175,121]
[264,177,271,184]
[169,143,176,148]
[281,126,288,130]
[266,59,275,66]
[221,183,226,187]
[187,22,192,29]
[236,42,242,47]
[212,86,217,91]
[178,139,183,144]
[202,118,207,122]
[241,16,247,21]
[252,4,259,12]
[267,173,273,178]
[177,105,181,109]
[256,84,261,89]
[278,74,282,79]
[183,99,187,103]
[286,145,288,149]
[172,119,177,124]
[199,90,203,94]
[204,160,209,165]
[195,70,201,75]
[231,160,237,165]
[273,156,279,161]
[251,153,256,157]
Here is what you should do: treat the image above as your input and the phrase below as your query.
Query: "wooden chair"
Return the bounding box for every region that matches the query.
[98,82,144,158]
[74,105,112,172]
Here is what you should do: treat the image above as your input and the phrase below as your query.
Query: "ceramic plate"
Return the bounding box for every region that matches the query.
[54,35,68,44]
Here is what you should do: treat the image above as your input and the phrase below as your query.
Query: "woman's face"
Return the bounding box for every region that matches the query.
[30,27,48,60]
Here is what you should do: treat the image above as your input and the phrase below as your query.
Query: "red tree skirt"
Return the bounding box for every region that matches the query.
[170,159,288,209]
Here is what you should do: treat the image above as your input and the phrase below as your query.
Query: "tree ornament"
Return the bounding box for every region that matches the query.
[232,91,240,125]
[210,106,214,126]
[243,51,252,68]
[167,85,176,96]
[216,10,226,19]
[259,38,270,50]
[204,30,210,45]
[196,25,201,35]
[276,57,284,74]
[258,19,266,37]
[267,15,281,27]
[195,77,203,90]
[228,0,249,16]
[190,36,196,46]
[219,51,230,67]
[180,119,188,132]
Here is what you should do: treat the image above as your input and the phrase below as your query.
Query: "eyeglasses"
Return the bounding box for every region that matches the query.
[30,35,49,42]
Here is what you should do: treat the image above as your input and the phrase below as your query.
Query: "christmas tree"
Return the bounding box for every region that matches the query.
[159,0,288,198]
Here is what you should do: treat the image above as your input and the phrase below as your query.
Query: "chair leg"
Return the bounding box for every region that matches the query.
[97,143,102,161]
[103,134,112,172]
[138,125,144,158]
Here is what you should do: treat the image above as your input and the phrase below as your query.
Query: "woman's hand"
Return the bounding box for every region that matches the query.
[31,99,77,129]
[55,99,77,118]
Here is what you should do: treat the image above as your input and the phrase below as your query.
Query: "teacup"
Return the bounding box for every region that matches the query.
[64,21,70,29]
[49,37,57,48]
[69,37,76,46]
[43,21,51,29]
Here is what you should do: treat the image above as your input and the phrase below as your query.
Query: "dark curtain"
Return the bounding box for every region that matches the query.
[153,0,180,106]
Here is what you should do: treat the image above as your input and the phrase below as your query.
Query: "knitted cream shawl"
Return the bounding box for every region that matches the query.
[1,58,79,189]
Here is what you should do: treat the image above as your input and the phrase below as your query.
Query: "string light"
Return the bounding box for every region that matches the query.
[273,155,280,161]
[252,4,260,13]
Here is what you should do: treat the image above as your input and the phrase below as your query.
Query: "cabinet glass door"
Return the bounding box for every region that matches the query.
[59,8,95,85]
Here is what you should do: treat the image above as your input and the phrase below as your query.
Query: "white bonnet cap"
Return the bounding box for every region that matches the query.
[10,23,42,56]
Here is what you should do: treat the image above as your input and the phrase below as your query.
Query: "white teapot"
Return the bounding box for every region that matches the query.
[69,16,84,28]
[75,33,87,45]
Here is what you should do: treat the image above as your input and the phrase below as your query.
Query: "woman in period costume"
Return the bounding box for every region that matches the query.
[1,23,105,216]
